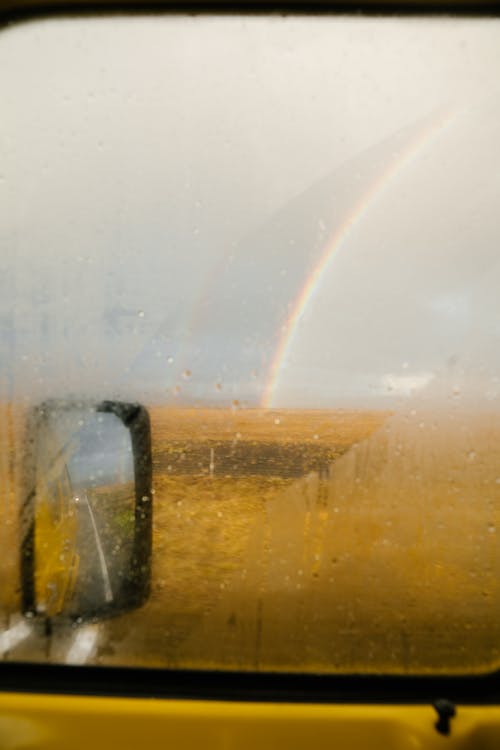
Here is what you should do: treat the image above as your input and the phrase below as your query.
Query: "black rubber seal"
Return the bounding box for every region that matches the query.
[0,662,500,703]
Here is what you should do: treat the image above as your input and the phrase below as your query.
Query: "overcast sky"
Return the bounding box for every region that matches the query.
[1,15,500,408]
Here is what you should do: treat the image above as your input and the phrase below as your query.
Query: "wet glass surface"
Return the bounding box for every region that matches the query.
[1,14,500,673]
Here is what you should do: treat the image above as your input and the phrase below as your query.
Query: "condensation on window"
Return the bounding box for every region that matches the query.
[1,14,500,673]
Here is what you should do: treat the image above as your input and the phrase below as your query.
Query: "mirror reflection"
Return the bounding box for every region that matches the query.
[33,406,136,619]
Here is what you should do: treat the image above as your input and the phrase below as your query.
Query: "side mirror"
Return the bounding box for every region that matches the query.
[21,400,152,623]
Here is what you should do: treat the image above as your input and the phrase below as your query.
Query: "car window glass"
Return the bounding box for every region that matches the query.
[1,14,500,673]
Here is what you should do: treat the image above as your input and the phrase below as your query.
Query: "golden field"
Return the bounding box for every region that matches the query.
[2,402,500,676]
[0,403,23,621]
[103,405,500,676]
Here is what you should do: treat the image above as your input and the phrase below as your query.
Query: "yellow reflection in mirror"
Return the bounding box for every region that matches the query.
[34,446,80,618]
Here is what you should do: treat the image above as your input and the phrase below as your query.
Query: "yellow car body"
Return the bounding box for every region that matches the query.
[34,492,79,619]
[34,436,80,618]
[0,694,500,749]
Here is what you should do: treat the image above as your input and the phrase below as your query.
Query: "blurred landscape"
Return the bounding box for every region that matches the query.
[151,406,386,478]
[102,404,500,675]
[2,402,500,675]
[0,403,21,621]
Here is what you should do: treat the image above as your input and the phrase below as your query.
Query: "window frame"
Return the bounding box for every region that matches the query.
[1,0,500,707]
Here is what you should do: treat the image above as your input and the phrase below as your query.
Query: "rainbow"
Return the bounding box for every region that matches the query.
[261,108,458,409]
